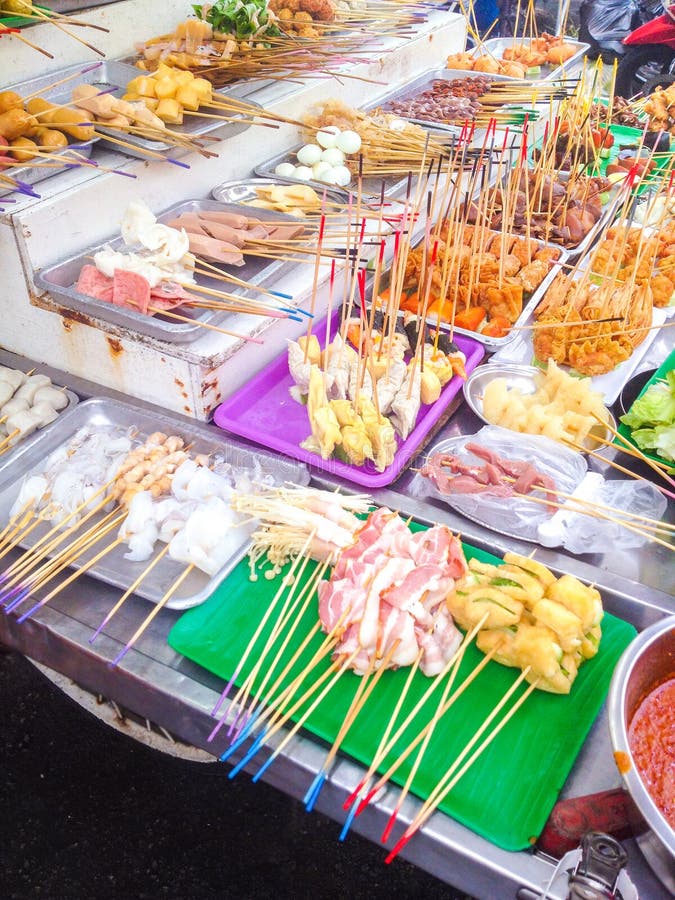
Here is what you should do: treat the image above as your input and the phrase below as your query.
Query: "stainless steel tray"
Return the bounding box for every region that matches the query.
[211,177,345,213]
[34,198,312,343]
[4,60,258,161]
[471,37,589,82]
[463,363,617,443]
[376,229,568,352]
[0,352,79,466]
[0,397,309,610]
[0,142,95,200]
[255,145,414,201]
[369,67,519,140]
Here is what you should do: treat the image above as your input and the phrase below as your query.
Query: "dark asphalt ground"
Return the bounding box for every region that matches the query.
[1,650,475,900]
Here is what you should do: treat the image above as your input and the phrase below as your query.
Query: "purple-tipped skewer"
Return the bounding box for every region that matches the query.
[1,582,23,605]
[17,598,43,623]
[166,158,191,170]
[4,586,30,613]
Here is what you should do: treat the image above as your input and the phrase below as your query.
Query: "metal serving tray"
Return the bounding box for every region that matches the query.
[471,37,589,82]
[0,142,94,200]
[255,145,413,202]
[211,176,345,213]
[0,397,309,610]
[376,229,568,352]
[4,60,258,161]
[0,352,79,466]
[368,67,519,140]
[34,198,312,343]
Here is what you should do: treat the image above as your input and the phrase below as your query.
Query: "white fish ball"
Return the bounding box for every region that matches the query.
[335,130,361,155]
[316,126,341,149]
[296,143,322,166]
[274,162,296,178]
[321,147,345,167]
[293,165,313,181]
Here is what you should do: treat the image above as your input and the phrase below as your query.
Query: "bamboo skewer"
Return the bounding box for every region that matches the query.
[0,24,53,57]
[89,543,172,643]
[385,676,539,863]
[592,411,675,489]
[9,0,105,55]
[109,564,196,667]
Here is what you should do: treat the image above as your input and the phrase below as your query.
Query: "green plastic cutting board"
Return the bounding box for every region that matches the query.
[617,348,675,469]
[168,537,636,851]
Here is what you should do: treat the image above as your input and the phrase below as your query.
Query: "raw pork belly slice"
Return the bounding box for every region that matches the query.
[318,508,467,677]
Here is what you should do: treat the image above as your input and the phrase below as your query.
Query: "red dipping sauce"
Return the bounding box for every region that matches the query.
[628,677,675,829]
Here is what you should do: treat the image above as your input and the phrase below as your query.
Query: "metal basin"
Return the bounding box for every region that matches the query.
[607,616,675,891]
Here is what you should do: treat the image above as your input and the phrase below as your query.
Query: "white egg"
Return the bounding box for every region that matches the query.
[274,162,296,177]
[293,165,313,181]
[316,125,341,149]
[321,147,345,166]
[331,165,352,187]
[296,143,322,166]
[335,130,361,155]
[319,166,341,185]
[312,161,333,180]
[388,117,406,132]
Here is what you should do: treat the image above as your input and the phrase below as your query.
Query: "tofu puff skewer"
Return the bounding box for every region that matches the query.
[446,553,603,694]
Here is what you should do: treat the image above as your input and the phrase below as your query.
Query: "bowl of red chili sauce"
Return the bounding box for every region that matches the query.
[608,616,675,892]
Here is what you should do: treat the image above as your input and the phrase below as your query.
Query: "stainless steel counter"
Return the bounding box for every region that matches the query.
[0,347,672,900]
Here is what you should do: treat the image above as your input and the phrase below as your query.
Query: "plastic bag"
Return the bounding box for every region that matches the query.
[538,472,667,554]
[411,425,668,553]
[410,425,587,542]
[582,0,637,40]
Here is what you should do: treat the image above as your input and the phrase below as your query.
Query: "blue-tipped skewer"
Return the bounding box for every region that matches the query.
[218,711,261,762]
[269,289,293,300]
[339,796,360,842]
[304,771,326,812]
[228,728,268,778]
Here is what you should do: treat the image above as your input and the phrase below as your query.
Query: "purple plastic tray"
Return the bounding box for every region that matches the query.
[213,312,484,488]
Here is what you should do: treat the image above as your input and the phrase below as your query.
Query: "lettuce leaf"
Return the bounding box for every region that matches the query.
[631,424,675,462]
[620,372,675,430]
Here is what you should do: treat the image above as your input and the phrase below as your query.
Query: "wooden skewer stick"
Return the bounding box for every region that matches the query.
[249,649,361,782]
[89,543,172,643]
[10,0,105,56]
[242,559,332,724]
[109,564,196,668]
[0,25,53,58]
[588,433,674,473]
[592,411,675,489]
[346,613,490,817]
[16,529,124,623]
[305,637,404,811]
[0,8,110,32]
[9,509,124,601]
[208,535,316,724]
[563,438,675,502]
[0,485,117,583]
[380,632,474,842]
[228,551,320,727]
[385,677,539,863]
